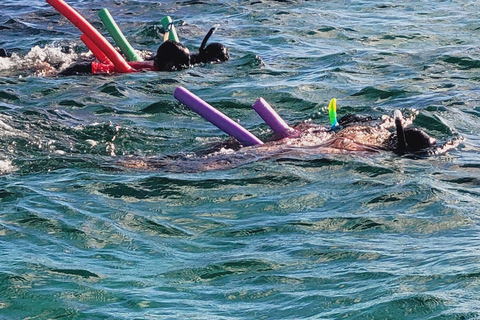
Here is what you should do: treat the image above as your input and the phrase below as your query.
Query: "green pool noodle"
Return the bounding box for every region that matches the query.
[98,8,142,61]
[161,16,179,42]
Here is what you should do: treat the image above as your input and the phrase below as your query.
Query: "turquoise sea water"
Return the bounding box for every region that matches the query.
[1,0,480,319]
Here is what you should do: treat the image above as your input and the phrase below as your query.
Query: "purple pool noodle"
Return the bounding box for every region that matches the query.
[252,98,293,138]
[174,87,264,146]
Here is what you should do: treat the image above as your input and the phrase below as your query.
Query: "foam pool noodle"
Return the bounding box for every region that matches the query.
[161,16,180,42]
[98,8,142,61]
[46,0,133,73]
[80,34,111,64]
[328,98,339,128]
[252,98,295,138]
[174,87,263,146]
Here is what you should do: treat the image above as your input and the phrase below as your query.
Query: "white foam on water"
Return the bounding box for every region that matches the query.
[0,44,92,76]
[208,147,236,157]
[0,159,15,174]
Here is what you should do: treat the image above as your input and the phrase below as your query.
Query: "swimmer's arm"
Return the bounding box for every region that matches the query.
[127,60,157,71]
[59,61,116,75]
[59,62,94,75]
[60,60,156,75]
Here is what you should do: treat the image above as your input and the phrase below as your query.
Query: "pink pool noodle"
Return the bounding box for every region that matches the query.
[252,98,294,138]
[174,87,264,146]
[46,0,133,73]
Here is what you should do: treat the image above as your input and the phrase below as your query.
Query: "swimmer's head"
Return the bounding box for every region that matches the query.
[154,40,190,71]
[192,43,230,64]
[203,43,230,62]
[191,27,230,65]
[404,127,436,151]
[394,110,436,152]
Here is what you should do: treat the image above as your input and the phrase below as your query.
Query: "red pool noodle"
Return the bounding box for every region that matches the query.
[46,0,133,73]
[92,62,116,74]
[90,61,156,74]
[80,34,110,64]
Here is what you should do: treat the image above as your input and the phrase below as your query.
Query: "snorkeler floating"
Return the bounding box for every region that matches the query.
[120,87,458,172]
[174,87,450,154]
[45,0,229,75]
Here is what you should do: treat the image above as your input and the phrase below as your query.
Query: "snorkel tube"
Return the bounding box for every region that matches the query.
[98,8,142,61]
[252,98,295,138]
[46,0,134,73]
[329,98,339,129]
[161,16,180,42]
[174,87,263,146]
[199,27,217,54]
[394,109,407,150]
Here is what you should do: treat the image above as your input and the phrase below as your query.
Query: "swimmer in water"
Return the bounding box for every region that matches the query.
[60,27,229,75]
[189,27,230,65]
[242,109,440,156]
[120,109,461,173]
[329,111,437,153]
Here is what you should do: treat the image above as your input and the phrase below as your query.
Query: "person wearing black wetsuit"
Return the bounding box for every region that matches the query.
[60,27,229,75]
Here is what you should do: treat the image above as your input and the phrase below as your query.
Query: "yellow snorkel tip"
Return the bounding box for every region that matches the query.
[328,98,339,128]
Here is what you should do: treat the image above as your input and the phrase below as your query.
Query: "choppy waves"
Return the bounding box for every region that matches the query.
[0,0,480,319]
[0,44,87,76]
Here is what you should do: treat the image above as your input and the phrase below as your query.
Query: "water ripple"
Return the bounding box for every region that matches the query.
[0,0,479,319]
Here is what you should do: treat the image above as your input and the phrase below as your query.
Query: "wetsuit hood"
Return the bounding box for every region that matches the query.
[191,27,230,65]
[154,40,190,71]
[394,110,436,152]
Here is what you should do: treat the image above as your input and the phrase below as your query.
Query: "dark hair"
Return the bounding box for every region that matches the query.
[338,114,376,127]
[154,40,190,71]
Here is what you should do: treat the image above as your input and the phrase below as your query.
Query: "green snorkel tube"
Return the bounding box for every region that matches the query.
[328,98,339,130]
[161,16,180,42]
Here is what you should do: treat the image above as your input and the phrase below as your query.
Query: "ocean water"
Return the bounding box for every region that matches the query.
[1,0,480,319]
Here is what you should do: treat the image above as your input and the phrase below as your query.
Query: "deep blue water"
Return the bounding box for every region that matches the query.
[1,0,480,319]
